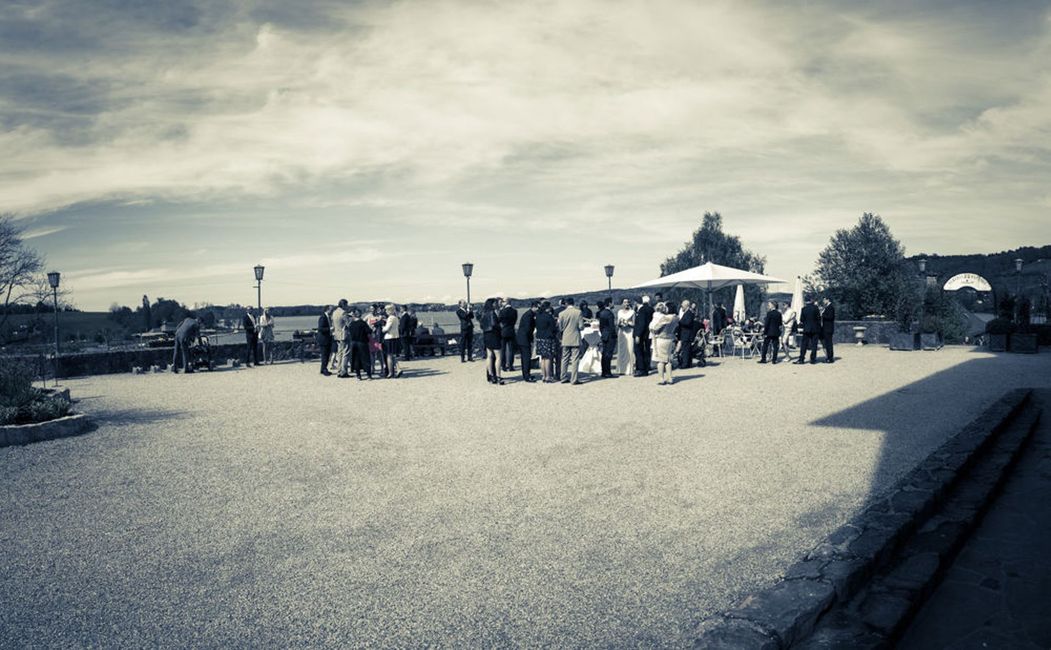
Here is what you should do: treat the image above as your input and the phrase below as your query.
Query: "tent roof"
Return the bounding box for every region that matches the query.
[633,262,786,291]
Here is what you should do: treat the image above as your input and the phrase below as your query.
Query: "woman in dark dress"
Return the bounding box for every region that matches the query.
[534,300,558,383]
[480,298,504,385]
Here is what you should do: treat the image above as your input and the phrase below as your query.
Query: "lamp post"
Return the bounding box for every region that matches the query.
[462,262,474,305]
[917,259,927,336]
[604,264,615,306]
[253,264,265,311]
[47,271,60,386]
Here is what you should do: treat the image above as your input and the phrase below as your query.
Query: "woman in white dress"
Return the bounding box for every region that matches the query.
[615,299,635,375]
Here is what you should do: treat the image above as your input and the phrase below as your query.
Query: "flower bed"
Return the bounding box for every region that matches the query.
[1,359,72,426]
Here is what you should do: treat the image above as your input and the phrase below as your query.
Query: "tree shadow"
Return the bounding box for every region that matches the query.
[89,407,188,427]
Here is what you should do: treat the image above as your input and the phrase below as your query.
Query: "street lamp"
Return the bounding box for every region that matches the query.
[916,259,927,335]
[47,271,60,385]
[462,262,474,305]
[253,264,265,310]
[604,264,615,305]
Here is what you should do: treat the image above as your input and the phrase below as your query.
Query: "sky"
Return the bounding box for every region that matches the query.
[2,0,1050,310]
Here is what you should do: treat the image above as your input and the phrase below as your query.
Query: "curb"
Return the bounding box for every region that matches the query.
[0,413,95,448]
[692,388,1032,649]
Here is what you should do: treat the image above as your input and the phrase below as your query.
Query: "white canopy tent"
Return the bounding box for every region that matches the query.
[733,285,746,323]
[633,262,786,327]
[790,276,804,317]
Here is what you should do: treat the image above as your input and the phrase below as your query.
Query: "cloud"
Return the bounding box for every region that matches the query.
[3,0,1050,309]
[21,225,66,239]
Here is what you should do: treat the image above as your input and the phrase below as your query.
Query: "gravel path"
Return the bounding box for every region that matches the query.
[2,347,1049,647]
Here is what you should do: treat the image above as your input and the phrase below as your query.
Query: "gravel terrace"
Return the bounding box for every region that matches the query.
[2,346,1049,647]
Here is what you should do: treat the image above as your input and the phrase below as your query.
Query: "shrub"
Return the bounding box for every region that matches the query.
[23,395,71,423]
[985,318,1017,336]
[0,359,37,408]
[1033,324,1051,346]
[0,406,17,425]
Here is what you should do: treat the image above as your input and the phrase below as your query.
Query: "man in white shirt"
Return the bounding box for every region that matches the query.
[331,299,349,378]
[781,303,797,362]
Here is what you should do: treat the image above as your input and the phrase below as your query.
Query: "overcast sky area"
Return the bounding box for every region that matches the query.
[2,0,1050,310]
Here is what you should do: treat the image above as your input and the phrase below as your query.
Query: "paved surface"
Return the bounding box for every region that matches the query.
[899,389,1051,650]
[1,347,1049,647]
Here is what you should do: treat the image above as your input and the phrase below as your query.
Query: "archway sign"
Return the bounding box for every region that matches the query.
[943,273,993,292]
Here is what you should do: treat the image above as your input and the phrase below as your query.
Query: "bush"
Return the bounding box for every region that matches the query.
[0,359,37,408]
[23,395,71,423]
[0,405,17,425]
[1033,324,1051,346]
[986,318,1017,335]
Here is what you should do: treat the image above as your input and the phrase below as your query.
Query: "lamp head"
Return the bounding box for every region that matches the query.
[604,264,615,278]
[917,258,927,273]
[1015,258,1023,272]
[47,271,60,288]
[254,264,265,281]
[462,262,474,278]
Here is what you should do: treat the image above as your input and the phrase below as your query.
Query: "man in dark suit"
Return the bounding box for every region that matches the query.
[516,301,538,382]
[675,300,697,368]
[317,305,333,376]
[796,296,821,364]
[633,296,654,376]
[598,299,617,377]
[456,300,474,362]
[759,301,783,364]
[407,308,419,358]
[821,298,836,363]
[499,298,518,372]
[347,309,372,379]
[242,307,259,367]
[399,309,413,360]
[553,298,567,378]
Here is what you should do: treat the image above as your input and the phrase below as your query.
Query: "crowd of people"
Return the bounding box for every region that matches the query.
[444,292,838,386]
[170,293,839,381]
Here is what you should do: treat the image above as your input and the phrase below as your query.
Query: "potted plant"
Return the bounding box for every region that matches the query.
[985,318,1015,352]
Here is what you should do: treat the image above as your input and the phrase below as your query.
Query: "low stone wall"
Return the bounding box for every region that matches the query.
[692,388,1034,648]
[6,341,304,379]
[1,413,94,447]
[833,320,898,345]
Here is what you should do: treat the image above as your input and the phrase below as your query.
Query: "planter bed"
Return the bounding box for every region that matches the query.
[0,413,93,448]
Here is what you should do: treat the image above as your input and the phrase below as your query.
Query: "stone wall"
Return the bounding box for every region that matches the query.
[7,341,305,379]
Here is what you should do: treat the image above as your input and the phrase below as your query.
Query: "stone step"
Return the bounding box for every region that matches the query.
[692,388,1037,649]
[795,401,1042,648]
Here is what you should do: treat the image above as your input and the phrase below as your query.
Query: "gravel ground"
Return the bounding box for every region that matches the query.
[2,347,1049,648]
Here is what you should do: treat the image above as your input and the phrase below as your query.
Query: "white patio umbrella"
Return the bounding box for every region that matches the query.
[790,276,804,316]
[733,284,746,323]
[633,261,786,324]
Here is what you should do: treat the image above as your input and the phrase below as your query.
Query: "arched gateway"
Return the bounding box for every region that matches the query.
[942,273,995,314]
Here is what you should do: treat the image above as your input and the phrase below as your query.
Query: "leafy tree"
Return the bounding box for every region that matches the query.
[815,213,907,319]
[0,216,44,338]
[661,212,768,316]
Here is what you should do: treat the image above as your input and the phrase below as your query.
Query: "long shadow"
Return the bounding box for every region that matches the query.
[89,407,188,427]
[809,353,1049,512]
[392,367,448,379]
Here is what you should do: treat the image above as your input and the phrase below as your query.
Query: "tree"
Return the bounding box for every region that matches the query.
[815,213,907,319]
[661,212,768,316]
[0,216,45,340]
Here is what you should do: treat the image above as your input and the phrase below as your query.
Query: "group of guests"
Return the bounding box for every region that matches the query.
[240,307,276,367]
[452,294,710,386]
[452,291,839,385]
[314,301,412,379]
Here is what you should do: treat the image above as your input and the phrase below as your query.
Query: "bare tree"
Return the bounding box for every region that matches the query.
[0,215,45,337]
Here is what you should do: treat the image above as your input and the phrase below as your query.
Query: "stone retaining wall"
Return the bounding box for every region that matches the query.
[692,388,1032,648]
[6,341,303,379]
[0,413,94,447]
